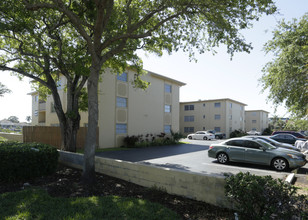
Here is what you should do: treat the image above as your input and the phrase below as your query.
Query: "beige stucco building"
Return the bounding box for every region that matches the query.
[180,99,247,138]
[245,110,269,133]
[29,68,185,148]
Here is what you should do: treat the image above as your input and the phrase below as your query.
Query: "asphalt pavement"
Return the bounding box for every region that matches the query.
[95,139,308,179]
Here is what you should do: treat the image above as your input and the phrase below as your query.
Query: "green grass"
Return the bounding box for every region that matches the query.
[0,189,179,220]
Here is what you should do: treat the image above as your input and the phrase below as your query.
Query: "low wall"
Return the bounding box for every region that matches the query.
[59,151,232,208]
[0,132,23,142]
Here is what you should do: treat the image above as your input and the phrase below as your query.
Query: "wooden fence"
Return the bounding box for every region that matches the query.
[23,126,99,149]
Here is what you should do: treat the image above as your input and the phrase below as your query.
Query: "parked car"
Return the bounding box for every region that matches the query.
[270,134,306,145]
[208,137,307,171]
[272,131,307,139]
[207,130,225,139]
[187,131,215,140]
[245,136,300,152]
[246,130,261,135]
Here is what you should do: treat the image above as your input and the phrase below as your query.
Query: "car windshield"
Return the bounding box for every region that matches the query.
[255,139,276,149]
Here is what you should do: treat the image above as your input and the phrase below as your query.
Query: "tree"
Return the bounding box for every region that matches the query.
[26,116,32,123]
[285,117,308,131]
[24,0,277,185]
[0,2,89,152]
[261,13,308,118]
[0,82,11,97]
[8,116,19,123]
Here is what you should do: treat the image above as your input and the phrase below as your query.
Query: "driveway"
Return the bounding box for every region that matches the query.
[96,140,308,179]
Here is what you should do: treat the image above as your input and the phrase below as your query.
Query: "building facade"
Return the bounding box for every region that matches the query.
[29,68,185,148]
[245,110,269,133]
[180,99,246,138]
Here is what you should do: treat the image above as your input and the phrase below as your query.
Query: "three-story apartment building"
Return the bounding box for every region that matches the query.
[180,99,247,138]
[245,110,269,133]
[29,68,185,148]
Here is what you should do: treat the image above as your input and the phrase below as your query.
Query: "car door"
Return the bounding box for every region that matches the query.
[244,140,270,165]
[224,140,246,162]
[285,135,296,144]
[195,132,203,140]
[273,134,284,143]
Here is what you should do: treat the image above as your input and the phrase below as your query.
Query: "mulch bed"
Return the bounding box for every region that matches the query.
[0,164,234,220]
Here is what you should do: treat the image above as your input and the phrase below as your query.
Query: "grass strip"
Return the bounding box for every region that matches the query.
[0,189,179,220]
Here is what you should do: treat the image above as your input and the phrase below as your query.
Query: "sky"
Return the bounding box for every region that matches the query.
[0,0,307,122]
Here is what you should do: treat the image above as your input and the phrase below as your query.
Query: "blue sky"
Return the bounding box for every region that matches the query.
[0,0,307,122]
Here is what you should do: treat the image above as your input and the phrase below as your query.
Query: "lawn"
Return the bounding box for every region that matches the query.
[0,189,179,220]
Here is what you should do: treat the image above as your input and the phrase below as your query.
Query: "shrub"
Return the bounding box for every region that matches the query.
[0,142,59,182]
[229,129,246,138]
[262,126,272,135]
[123,132,182,148]
[225,172,308,220]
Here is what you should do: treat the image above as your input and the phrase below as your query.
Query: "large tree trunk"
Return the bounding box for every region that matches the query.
[82,62,100,185]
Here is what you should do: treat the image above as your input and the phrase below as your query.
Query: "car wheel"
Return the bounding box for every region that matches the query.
[272,158,288,171]
[203,136,208,140]
[217,152,228,164]
[188,136,192,140]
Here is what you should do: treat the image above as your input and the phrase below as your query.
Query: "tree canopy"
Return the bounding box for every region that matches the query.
[261,13,308,118]
[5,0,277,184]
[0,1,90,151]
[0,82,11,97]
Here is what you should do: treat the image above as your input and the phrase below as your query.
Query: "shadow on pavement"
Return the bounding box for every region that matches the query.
[95,144,209,162]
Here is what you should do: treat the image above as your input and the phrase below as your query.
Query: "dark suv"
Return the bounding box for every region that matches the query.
[271,131,307,139]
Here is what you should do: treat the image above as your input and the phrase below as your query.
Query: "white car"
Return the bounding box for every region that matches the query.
[246,130,261,135]
[187,131,215,140]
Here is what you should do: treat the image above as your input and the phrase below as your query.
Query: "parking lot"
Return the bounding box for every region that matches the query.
[96,138,308,180]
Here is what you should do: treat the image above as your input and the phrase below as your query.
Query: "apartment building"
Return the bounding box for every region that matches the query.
[245,110,269,133]
[180,99,246,138]
[29,68,185,148]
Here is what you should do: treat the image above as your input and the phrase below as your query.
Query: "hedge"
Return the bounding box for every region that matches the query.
[0,142,59,182]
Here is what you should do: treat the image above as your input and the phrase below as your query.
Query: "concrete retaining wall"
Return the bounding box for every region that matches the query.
[0,132,23,142]
[58,150,231,208]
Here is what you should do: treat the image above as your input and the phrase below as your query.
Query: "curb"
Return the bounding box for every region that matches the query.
[285,173,295,184]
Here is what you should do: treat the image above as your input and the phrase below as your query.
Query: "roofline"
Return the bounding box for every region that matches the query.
[245,110,270,113]
[146,70,186,86]
[27,91,38,95]
[180,98,247,106]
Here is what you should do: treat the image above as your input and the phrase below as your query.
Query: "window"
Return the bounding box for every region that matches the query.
[203,115,205,119]
[226,140,244,147]
[184,127,194,133]
[214,127,221,132]
[184,105,194,111]
[252,120,257,123]
[116,97,127,108]
[164,125,171,133]
[57,80,62,90]
[35,95,38,102]
[184,115,194,122]
[230,115,232,120]
[116,123,127,134]
[245,141,262,150]
[215,114,221,120]
[214,102,221,108]
[230,103,232,108]
[51,102,55,113]
[117,72,128,82]
[165,84,172,93]
[165,105,171,113]
[251,112,257,116]
[203,103,206,107]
